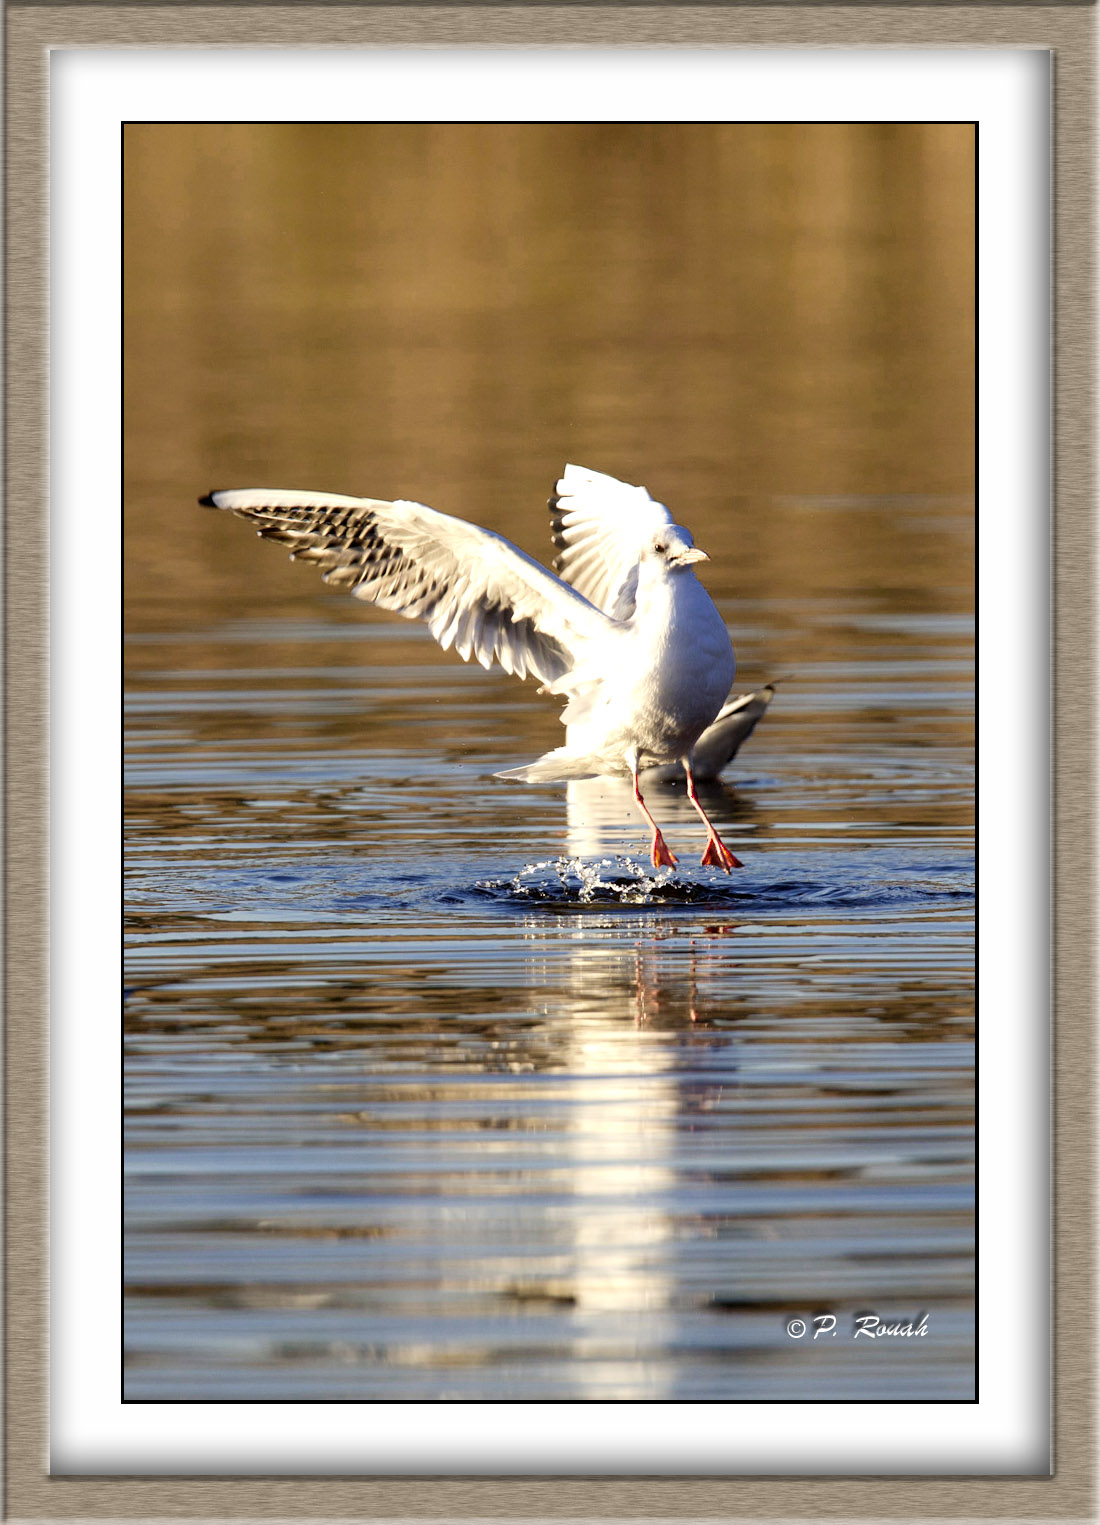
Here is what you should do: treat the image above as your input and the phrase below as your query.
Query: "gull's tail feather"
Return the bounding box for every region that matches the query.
[495,749,607,784]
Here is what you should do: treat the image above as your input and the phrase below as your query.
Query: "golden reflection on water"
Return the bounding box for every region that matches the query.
[125,122,973,632]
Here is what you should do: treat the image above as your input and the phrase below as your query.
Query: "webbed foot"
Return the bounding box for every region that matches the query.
[701,833,742,871]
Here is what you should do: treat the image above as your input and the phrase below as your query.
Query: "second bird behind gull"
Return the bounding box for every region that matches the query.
[201,464,743,870]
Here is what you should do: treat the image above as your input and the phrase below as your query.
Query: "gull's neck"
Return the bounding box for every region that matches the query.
[631,561,702,623]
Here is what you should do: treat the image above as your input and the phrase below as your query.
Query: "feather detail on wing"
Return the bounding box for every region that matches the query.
[548,464,674,620]
[201,487,612,686]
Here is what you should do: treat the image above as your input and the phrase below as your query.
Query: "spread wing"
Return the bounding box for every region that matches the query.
[548,464,674,620]
[201,487,612,686]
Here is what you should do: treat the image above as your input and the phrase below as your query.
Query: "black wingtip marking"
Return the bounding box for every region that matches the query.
[548,493,568,552]
[199,491,220,508]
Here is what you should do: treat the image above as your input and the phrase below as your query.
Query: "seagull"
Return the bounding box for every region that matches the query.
[200,464,743,870]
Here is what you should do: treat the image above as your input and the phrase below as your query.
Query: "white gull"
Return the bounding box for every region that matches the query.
[201,464,743,870]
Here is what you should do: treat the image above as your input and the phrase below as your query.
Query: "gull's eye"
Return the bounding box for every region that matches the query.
[654,541,667,554]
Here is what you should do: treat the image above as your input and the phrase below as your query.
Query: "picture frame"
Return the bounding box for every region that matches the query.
[10,3,1093,1520]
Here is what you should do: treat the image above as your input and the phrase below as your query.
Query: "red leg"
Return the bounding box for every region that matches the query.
[684,757,743,871]
[630,763,677,869]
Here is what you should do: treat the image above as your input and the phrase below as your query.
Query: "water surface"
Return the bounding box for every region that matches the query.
[124,123,974,1403]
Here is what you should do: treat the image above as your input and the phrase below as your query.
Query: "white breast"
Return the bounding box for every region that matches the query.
[566,570,735,767]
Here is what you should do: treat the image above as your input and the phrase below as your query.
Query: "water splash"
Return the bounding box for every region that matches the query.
[473,855,733,908]
[467,854,974,915]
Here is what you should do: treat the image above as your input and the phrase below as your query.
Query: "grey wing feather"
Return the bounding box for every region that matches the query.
[202,487,611,686]
[644,685,776,782]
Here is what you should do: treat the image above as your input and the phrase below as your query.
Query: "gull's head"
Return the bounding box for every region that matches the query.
[644,523,709,571]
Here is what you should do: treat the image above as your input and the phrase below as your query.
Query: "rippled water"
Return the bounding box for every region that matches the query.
[124,123,974,1402]
[124,509,974,1401]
